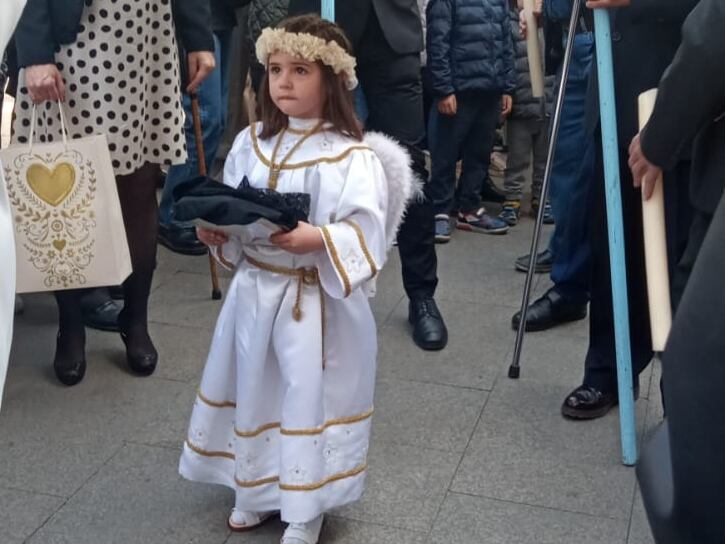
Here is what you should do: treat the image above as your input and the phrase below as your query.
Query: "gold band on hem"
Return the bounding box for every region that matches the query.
[235,474,280,488]
[281,408,374,436]
[279,462,367,491]
[197,389,236,408]
[320,225,352,298]
[341,219,378,280]
[235,421,282,438]
[185,438,234,460]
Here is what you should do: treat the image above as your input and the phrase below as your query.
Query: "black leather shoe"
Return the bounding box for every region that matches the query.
[408,298,448,351]
[480,178,506,204]
[511,288,587,332]
[515,248,554,273]
[82,298,122,332]
[561,384,640,420]
[119,311,158,376]
[53,332,86,386]
[157,225,207,256]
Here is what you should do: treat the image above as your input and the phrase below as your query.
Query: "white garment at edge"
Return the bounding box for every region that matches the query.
[179,118,414,523]
[0,0,26,411]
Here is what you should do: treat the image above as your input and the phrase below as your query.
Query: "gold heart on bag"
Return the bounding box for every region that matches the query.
[53,239,67,252]
[26,162,76,207]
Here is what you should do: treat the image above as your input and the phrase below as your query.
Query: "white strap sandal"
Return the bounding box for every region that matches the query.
[227,508,276,532]
[281,514,324,544]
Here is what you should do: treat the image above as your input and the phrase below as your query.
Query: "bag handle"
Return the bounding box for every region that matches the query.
[28,101,69,154]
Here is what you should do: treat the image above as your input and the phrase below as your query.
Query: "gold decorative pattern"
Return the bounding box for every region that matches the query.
[281,408,374,436]
[341,219,378,280]
[197,389,236,408]
[279,462,367,491]
[235,474,280,488]
[250,123,371,171]
[235,422,282,438]
[320,225,352,298]
[5,152,97,288]
[185,438,235,460]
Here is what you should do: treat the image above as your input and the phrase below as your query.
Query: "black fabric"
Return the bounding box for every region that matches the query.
[287,0,424,55]
[172,176,310,231]
[211,0,249,31]
[638,173,725,544]
[248,0,290,46]
[583,1,699,146]
[426,0,516,96]
[14,0,214,68]
[640,0,725,215]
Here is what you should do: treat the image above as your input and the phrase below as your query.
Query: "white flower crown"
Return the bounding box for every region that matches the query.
[255,27,359,91]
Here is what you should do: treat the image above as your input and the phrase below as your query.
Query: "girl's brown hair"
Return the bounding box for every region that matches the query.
[258,14,363,141]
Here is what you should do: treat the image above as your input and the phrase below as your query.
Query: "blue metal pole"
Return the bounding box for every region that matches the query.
[593,9,637,466]
[321,0,335,21]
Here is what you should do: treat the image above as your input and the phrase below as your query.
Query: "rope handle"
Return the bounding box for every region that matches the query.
[28,101,70,154]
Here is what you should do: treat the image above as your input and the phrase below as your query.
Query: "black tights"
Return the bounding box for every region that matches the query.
[55,163,159,353]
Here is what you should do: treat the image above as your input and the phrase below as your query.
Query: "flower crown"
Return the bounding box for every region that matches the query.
[256,27,359,90]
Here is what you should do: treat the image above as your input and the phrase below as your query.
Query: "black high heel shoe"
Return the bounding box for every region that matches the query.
[53,332,86,386]
[118,310,158,376]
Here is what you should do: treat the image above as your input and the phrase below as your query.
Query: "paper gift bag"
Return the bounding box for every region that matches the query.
[0,106,132,293]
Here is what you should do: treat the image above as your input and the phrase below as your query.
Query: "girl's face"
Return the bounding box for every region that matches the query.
[268,53,325,119]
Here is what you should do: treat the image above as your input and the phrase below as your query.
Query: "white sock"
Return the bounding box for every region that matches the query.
[282,514,324,544]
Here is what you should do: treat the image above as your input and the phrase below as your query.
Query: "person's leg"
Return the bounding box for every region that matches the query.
[356,12,445,349]
[500,118,533,226]
[53,288,89,386]
[158,33,225,253]
[530,119,548,204]
[455,92,501,215]
[117,163,162,376]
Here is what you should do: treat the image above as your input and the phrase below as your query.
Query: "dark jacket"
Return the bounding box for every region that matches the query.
[584,0,699,146]
[248,0,290,46]
[640,0,725,215]
[508,10,555,120]
[14,0,214,68]
[211,0,250,31]
[426,0,516,97]
[287,0,424,55]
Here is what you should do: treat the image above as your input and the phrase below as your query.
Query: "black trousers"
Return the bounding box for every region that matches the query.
[355,11,438,300]
[583,144,691,392]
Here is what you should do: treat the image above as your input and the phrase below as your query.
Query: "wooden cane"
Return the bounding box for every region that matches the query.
[523,0,545,98]
[190,92,222,300]
[637,89,672,351]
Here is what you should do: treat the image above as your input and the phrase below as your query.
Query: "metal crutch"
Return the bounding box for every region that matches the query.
[509,0,582,379]
[190,92,223,300]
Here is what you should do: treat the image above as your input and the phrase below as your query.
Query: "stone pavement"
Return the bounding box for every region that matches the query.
[1,216,661,544]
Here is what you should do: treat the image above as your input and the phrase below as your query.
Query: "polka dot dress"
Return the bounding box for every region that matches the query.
[12,0,187,176]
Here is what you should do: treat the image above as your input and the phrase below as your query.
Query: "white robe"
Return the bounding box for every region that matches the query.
[0,0,26,412]
[179,117,413,523]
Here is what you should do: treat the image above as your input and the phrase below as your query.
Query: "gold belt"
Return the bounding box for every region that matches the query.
[245,255,326,368]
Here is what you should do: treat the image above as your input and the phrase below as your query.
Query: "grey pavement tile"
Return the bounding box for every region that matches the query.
[377,299,511,391]
[451,379,646,520]
[27,444,232,544]
[148,271,232,329]
[335,440,461,533]
[156,245,231,278]
[430,492,628,544]
[628,487,655,544]
[320,516,427,544]
[0,487,65,544]
[372,378,488,453]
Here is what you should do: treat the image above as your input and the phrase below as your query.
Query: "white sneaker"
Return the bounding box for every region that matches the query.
[281,514,324,544]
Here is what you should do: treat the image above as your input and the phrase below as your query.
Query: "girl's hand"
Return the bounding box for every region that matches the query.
[196,227,229,247]
[270,222,324,255]
[25,64,66,103]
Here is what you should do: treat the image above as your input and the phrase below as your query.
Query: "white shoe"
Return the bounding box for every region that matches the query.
[281,514,324,544]
[227,508,275,532]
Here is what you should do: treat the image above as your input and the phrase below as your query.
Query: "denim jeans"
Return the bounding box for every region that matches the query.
[546,32,595,305]
[159,31,232,230]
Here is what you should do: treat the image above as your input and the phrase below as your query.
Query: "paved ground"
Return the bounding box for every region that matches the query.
[1,205,662,543]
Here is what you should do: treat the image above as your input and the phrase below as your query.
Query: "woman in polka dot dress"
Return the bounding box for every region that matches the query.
[12,0,215,386]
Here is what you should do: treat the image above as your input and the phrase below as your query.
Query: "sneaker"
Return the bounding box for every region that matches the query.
[434,214,452,243]
[531,200,555,225]
[457,208,509,235]
[498,201,521,226]
[282,514,324,544]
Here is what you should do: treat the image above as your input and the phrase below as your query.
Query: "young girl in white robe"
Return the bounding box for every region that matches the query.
[179,15,417,544]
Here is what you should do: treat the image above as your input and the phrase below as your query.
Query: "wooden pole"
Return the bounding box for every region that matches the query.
[637,89,672,351]
[523,0,545,97]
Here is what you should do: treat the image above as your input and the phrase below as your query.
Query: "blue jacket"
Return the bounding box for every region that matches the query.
[426,0,516,97]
